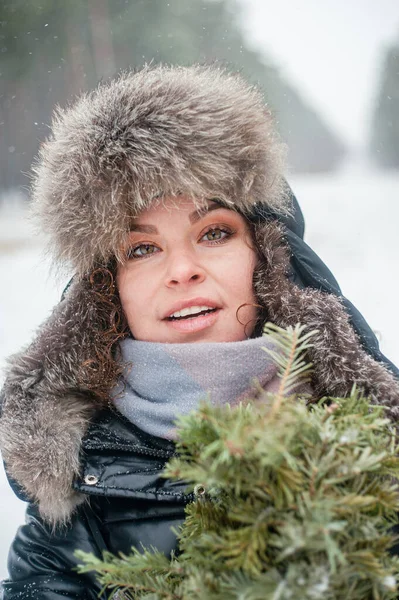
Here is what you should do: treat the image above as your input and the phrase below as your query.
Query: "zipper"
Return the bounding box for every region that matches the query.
[83,439,176,459]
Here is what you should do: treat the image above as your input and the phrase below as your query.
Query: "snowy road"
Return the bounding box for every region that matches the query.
[1,169,398,579]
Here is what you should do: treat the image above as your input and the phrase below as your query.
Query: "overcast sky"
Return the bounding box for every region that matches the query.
[238,0,399,149]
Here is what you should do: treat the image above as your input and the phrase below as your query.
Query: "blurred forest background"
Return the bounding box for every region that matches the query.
[1,0,396,200]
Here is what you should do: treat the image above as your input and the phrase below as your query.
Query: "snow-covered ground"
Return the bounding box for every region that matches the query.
[1,169,398,579]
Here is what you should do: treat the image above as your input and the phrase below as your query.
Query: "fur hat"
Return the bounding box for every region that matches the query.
[32,64,289,275]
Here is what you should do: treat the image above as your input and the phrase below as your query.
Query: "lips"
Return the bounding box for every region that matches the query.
[162,298,222,334]
[163,298,220,320]
[164,306,221,334]
[168,306,217,320]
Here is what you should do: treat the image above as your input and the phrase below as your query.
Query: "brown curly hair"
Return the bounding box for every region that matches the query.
[77,259,130,404]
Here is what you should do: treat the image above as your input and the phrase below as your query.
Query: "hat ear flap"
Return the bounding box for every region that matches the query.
[0,280,99,523]
[0,273,130,524]
[2,271,127,412]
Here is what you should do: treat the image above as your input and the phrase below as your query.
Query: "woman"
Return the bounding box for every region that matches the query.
[1,64,399,599]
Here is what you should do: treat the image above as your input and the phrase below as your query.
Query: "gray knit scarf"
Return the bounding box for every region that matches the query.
[111,335,281,440]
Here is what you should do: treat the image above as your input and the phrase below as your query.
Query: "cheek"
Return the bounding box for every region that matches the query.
[116,268,147,324]
[227,248,258,301]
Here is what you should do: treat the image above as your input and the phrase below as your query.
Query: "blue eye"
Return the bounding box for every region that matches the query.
[127,244,160,259]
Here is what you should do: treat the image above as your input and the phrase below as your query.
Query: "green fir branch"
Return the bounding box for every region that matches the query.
[75,323,399,599]
[261,322,315,415]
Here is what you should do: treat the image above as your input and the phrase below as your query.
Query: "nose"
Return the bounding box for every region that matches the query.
[165,248,205,288]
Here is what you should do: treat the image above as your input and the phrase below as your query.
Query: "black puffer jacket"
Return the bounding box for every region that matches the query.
[4,411,187,599]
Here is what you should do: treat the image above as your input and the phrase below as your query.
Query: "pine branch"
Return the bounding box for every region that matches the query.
[261,322,315,416]
[75,324,399,599]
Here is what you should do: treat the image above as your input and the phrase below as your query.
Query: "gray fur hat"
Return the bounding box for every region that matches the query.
[32,64,288,275]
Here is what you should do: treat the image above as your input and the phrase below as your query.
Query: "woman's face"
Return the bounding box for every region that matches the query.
[117,196,259,343]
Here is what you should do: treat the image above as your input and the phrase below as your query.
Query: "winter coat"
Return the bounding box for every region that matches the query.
[3,410,186,599]
[1,64,399,599]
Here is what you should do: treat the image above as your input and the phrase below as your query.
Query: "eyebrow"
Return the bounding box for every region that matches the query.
[129,223,158,234]
[189,202,223,224]
[129,202,225,234]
